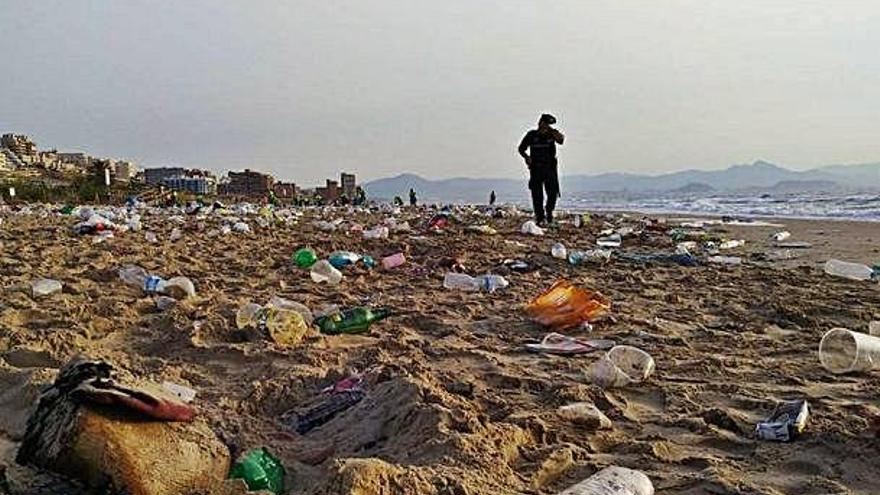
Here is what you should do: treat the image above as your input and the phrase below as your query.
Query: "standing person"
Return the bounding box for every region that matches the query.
[489,190,496,206]
[409,188,417,207]
[518,113,564,225]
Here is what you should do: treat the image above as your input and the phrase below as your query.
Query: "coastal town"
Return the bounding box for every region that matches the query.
[0,132,363,204]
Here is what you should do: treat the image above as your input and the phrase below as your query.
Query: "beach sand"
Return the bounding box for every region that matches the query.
[1,206,879,494]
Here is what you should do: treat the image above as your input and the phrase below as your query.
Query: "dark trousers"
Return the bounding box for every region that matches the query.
[528,165,559,223]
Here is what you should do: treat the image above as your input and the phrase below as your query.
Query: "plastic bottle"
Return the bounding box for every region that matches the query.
[169,228,182,241]
[719,239,744,249]
[31,279,63,297]
[771,231,791,242]
[442,273,508,293]
[228,448,285,495]
[362,226,389,239]
[328,251,360,269]
[823,259,874,281]
[568,249,612,265]
[551,243,567,259]
[118,265,195,298]
[315,307,392,335]
[361,255,377,269]
[310,260,343,284]
[596,234,622,248]
[293,248,318,268]
[588,346,655,388]
[236,302,309,345]
[573,214,582,228]
[381,252,406,269]
[557,466,654,495]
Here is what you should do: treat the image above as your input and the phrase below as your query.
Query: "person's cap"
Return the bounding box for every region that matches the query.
[540,113,557,125]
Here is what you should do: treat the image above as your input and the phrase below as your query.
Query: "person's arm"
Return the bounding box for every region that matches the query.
[518,132,532,166]
[549,127,565,145]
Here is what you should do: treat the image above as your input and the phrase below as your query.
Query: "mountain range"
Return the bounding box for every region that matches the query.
[363,161,880,203]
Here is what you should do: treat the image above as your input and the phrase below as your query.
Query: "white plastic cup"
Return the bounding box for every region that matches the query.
[588,345,655,388]
[818,328,880,374]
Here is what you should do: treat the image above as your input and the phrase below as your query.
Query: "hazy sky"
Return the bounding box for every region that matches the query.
[2,1,879,184]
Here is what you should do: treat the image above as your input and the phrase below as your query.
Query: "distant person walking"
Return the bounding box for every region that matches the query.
[409,188,418,207]
[518,113,564,225]
[489,190,496,206]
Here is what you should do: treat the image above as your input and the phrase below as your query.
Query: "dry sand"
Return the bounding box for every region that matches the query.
[1,207,879,494]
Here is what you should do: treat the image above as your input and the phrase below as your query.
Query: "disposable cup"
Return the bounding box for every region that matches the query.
[819,328,880,374]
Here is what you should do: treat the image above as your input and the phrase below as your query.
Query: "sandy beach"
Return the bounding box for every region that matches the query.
[1,205,879,494]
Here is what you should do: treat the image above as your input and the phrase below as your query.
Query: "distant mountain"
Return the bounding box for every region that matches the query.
[670,182,715,194]
[363,161,880,203]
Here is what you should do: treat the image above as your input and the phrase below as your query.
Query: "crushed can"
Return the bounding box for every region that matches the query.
[755,399,809,442]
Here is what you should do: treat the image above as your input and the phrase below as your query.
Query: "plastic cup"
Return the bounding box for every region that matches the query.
[818,328,880,374]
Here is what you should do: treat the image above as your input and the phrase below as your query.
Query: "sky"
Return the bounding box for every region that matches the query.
[2,1,879,184]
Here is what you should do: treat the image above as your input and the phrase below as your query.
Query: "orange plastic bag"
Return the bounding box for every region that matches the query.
[524,280,611,330]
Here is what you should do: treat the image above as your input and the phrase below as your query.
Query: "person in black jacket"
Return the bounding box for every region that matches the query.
[518,113,564,225]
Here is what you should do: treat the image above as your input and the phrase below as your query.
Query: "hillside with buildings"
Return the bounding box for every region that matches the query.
[0,131,361,204]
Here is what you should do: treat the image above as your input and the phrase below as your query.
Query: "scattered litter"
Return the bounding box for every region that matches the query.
[755,399,809,442]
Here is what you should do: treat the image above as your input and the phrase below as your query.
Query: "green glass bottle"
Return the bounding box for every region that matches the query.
[316,307,392,335]
[229,448,285,494]
[293,248,318,268]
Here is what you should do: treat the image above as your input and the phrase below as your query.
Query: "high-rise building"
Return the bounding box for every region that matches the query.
[145,167,186,185]
[341,172,356,198]
[222,169,274,196]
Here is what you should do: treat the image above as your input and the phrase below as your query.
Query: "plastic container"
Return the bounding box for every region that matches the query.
[771,231,791,242]
[557,466,654,495]
[310,260,343,285]
[521,221,544,236]
[823,259,874,281]
[164,276,196,299]
[381,252,406,269]
[31,279,62,297]
[551,243,567,259]
[588,345,655,388]
[818,328,880,374]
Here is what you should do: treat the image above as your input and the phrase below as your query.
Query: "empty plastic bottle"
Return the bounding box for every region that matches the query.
[708,255,742,265]
[443,273,509,293]
[236,301,310,345]
[596,234,622,248]
[31,278,62,297]
[551,243,568,259]
[568,249,612,265]
[771,231,791,242]
[328,251,360,269]
[118,265,195,299]
[310,260,343,284]
[315,306,392,335]
[228,448,285,495]
[294,248,318,268]
[362,226,389,239]
[557,466,653,495]
[824,259,875,281]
